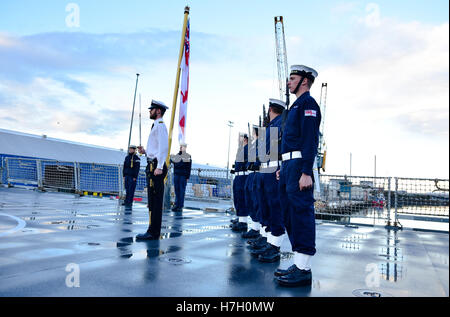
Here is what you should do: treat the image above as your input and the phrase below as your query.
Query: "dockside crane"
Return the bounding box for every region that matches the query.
[274,16,290,106]
[318,83,328,173]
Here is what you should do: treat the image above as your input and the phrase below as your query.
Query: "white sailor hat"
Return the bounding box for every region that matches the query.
[180,142,188,147]
[148,100,169,110]
[129,145,137,149]
[290,65,318,82]
[268,98,286,110]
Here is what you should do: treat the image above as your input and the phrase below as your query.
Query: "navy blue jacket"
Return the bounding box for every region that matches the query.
[171,152,192,178]
[281,91,321,176]
[123,153,141,178]
[265,115,282,162]
[234,144,248,172]
[246,139,261,171]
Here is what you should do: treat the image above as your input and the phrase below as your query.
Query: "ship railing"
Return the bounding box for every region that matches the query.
[1,156,448,229]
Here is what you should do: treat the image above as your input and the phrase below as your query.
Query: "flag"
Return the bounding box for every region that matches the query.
[178,18,190,145]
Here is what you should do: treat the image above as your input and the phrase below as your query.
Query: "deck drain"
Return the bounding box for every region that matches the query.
[352,289,392,297]
[159,256,191,265]
[80,242,100,247]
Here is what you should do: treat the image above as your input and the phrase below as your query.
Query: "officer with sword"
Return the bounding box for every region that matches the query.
[136,100,169,240]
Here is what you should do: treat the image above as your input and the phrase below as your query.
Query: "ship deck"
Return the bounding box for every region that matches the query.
[0,187,448,297]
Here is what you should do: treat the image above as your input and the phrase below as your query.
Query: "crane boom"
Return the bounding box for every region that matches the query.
[318,83,328,172]
[318,83,328,153]
[274,16,289,104]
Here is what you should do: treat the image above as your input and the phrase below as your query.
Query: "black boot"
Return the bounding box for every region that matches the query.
[250,242,270,257]
[241,229,260,239]
[258,244,280,263]
[231,222,248,233]
[276,266,312,287]
[274,264,297,277]
[136,230,159,241]
[248,236,267,249]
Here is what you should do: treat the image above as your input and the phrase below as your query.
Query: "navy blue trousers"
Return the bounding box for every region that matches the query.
[245,172,259,222]
[255,173,267,227]
[259,170,285,237]
[233,175,248,217]
[279,159,316,255]
[173,174,188,209]
[124,176,137,205]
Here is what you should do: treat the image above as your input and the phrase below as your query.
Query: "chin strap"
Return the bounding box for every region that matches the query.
[293,76,306,96]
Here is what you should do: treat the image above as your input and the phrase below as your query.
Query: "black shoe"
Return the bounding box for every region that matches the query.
[241,229,260,239]
[276,266,312,287]
[258,244,280,263]
[248,236,267,249]
[171,206,179,212]
[250,242,270,257]
[247,236,260,245]
[274,264,297,277]
[136,231,159,241]
[231,222,248,233]
[121,202,127,206]
[230,218,239,224]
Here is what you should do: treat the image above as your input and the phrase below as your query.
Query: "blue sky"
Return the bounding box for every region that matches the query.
[1,1,448,35]
[0,0,448,178]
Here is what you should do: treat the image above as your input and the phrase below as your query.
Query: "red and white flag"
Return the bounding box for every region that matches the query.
[178,18,190,145]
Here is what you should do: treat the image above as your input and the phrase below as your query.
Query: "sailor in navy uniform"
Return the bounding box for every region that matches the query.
[122,145,141,210]
[275,65,321,286]
[250,99,287,262]
[241,126,261,237]
[136,100,169,240]
[170,143,192,212]
[230,134,249,232]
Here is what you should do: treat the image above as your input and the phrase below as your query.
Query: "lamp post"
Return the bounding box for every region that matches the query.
[226,121,234,180]
[349,152,352,177]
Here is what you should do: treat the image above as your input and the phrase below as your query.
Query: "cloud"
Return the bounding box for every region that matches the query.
[0,30,229,84]
[0,12,448,177]
[397,109,449,137]
[364,3,382,28]
[312,17,449,178]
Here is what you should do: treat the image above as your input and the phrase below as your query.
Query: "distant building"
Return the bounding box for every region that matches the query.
[0,128,221,169]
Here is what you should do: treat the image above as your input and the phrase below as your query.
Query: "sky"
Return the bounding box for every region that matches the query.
[0,0,448,179]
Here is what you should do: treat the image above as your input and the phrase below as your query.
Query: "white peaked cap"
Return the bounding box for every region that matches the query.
[290,65,319,80]
[268,98,286,110]
[149,100,168,110]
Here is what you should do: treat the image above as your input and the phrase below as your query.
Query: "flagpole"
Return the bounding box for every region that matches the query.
[127,73,140,150]
[139,93,142,148]
[166,6,190,170]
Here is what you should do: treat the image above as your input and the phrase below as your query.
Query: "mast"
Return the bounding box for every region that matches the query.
[127,73,140,150]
